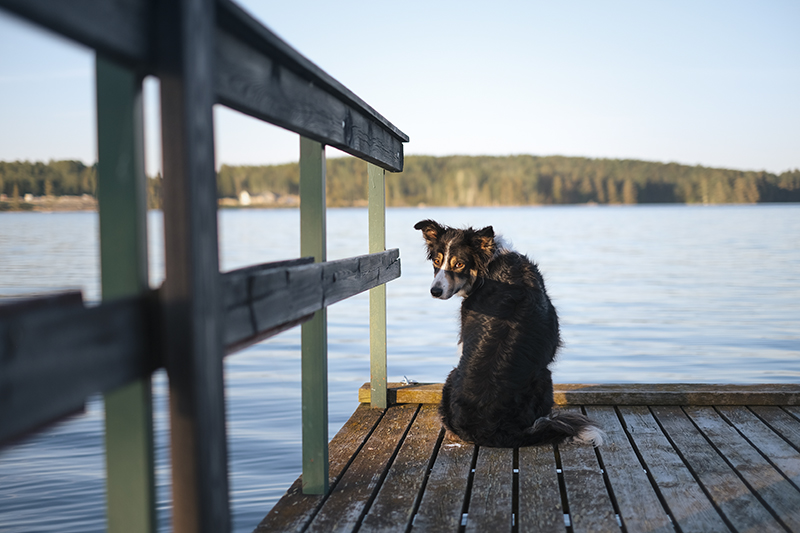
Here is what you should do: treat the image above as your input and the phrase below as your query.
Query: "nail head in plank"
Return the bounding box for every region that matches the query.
[618,406,729,532]
[255,404,384,533]
[413,430,475,531]
[651,406,783,533]
[306,404,418,532]
[465,446,514,533]
[585,406,672,533]
[359,405,442,533]
[685,406,800,531]
[517,445,563,533]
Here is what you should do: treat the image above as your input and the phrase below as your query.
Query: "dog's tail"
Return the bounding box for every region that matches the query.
[522,411,605,447]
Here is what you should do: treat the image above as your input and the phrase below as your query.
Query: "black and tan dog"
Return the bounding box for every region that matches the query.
[414,219,603,447]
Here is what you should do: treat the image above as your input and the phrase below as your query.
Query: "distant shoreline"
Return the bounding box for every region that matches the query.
[0,194,97,212]
[0,193,304,212]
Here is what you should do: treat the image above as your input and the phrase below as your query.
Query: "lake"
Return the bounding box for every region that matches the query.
[1,204,799,532]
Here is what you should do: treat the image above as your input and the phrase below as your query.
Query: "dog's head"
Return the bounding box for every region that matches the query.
[414,219,495,299]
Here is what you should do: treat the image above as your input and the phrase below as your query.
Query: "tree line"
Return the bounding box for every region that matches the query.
[214,155,800,206]
[2,156,799,209]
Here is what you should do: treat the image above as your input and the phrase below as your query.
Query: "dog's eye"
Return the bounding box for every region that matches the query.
[454,262,465,270]
[433,256,442,267]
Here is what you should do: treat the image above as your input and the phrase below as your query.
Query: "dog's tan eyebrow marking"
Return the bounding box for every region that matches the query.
[449,256,465,270]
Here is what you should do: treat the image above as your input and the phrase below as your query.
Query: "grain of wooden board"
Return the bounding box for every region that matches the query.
[465,447,513,533]
[359,405,442,533]
[215,27,405,171]
[685,406,800,531]
[750,406,800,450]
[557,408,618,533]
[517,445,563,533]
[254,404,383,532]
[223,251,400,353]
[585,406,672,533]
[306,404,418,532]
[358,382,800,406]
[716,406,800,492]
[413,430,475,531]
[0,296,156,443]
[652,406,784,533]
[618,406,729,532]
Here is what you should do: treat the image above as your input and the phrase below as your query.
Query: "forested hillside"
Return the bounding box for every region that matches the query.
[2,155,799,210]
[218,155,800,206]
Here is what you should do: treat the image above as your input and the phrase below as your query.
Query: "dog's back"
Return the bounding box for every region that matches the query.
[442,250,564,447]
[415,219,603,448]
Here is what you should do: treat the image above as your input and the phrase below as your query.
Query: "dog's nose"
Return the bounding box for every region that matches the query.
[430,286,443,298]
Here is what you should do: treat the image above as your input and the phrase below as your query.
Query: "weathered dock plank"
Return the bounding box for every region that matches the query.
[751,406,800,450]
[359,382,800,406]
[254,404,383,533]
[558,409,618,533]
[359,405,442,533]
[517,444,563,533]
[652,406,784,533]
[719,406,800,489]
[516,446,564,533]
[412,430,475,531]
[464,447,514,533]
[619,406,730,532]
[586,406,673,533]
[306,404,417,532]
[685,406,800,531]
[258,388,800,533]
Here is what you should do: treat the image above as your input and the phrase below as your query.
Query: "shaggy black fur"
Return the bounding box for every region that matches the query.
[414,219,602,447]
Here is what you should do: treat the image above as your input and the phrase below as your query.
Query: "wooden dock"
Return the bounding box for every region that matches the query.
[258,383,800,533]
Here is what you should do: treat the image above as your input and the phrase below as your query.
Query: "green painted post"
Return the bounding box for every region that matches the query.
[368,163,388,409]
[96,56,156,533]
[299,137,329,494]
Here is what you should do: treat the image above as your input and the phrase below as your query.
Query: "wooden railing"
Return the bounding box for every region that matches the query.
[0,1,408,532]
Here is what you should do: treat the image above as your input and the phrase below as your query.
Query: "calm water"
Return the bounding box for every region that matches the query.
[1,205,799,532]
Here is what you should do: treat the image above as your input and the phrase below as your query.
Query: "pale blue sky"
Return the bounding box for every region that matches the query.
[1,1,798,175]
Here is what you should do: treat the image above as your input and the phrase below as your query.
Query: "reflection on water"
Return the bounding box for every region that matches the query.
[1,205,799,532]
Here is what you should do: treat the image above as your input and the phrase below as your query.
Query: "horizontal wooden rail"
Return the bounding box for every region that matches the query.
[0,0,408,172]
[358,382,800,406]
[0,291,159,445]
[224,249,401,353]
[0,250,401,444]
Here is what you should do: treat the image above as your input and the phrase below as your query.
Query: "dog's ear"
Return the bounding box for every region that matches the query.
[414,219,444,245]
[472,226,495,274]
[474,226,495,254]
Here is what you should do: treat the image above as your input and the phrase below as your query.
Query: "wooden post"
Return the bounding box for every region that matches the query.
[158,0,230,531]
[299,137,329,494]
[96,56,156,533]
[368,163,387,409]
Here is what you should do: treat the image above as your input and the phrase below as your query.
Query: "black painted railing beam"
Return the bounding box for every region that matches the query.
[0,0,408,171]
[0,250,401,445]
[0,292,159,445]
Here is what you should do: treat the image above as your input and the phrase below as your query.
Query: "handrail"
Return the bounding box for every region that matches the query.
[0,1,407,531]
[0,250,401,444]
[0,0,407,171]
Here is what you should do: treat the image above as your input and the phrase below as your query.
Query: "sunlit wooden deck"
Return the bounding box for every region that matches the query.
[256,383,800,533]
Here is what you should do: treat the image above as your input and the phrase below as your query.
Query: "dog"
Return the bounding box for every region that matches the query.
[414,219,603,447]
